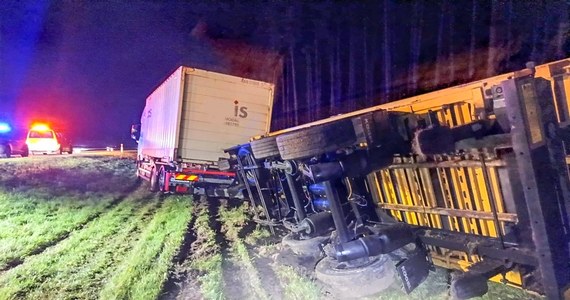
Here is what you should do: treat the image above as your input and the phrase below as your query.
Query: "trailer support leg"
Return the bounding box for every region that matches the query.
[323,180,352,243]
[286,173,306,222]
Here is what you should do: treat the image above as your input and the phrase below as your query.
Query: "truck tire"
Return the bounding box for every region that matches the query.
[250,136,280,160]
[158,166,174,193]
[450,272,489,300]
[315,255,396,299]
[276,119,357,160]
[149,167,159,192]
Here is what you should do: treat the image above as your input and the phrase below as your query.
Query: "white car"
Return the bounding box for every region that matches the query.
[26,124,73,155]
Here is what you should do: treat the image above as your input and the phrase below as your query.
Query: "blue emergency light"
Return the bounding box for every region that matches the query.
[0,122,12,133]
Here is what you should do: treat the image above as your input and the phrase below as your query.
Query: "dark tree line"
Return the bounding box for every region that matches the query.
[248,0,570,131]
[184,0,570,130]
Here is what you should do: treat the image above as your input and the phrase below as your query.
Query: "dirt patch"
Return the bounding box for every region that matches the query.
[221,251,252,300]
[158,213,198,300]
[173,272,203,300]
[271,245,339,299]
[248,246,285,300]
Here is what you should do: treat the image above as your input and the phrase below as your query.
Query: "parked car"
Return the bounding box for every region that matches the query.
[0,122,29,158]
[26,124,73,155]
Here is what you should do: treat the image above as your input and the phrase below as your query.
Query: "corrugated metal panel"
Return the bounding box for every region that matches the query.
[138,66,274,163]
[360,59,570,285]
[177,68,274,162]
[139,67,184,160]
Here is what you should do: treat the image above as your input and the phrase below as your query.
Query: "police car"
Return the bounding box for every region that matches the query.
[26,124,73,155]
[0,122,29,158]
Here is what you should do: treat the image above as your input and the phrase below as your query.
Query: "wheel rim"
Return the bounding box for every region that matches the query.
[150,167,159,192]
[158,167,166,192]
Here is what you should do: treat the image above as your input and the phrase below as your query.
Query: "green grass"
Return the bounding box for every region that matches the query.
[232,239,270,300]
[218,202,249,240]
[274,265,321,300]
[0,156,137,271]
[219,203,271,300]
[0,187,154,299]
[0,155,193,300]
[189,201,225,300]
[99,195,192,300]
[244,226,271,245]
[193,253,224,300]
[0,192,115,270]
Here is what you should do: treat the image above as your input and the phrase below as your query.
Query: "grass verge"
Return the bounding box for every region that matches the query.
[99,195,192,300]
[273,265,321,300]
[0,187,154,299]
[188,199,224,300]
[0,192,115,270]
[219,202,270,300]
[0,155,138,270]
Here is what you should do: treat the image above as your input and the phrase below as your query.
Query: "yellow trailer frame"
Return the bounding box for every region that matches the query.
[268,58,570,292]
[364,59,570,287]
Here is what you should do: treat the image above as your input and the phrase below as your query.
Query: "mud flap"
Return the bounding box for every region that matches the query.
[395,248,432,294]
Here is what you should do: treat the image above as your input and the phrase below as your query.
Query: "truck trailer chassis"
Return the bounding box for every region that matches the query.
[225,60,570,299]
[137,59,570,299]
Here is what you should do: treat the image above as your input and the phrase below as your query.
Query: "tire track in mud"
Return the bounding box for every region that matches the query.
[217,198,282,300]
[0,180,144,273]
[216,197,251,300]
[30,196,163,298]
[201,198,253,300]
[160,196,217,300]
[158,208,199,300]
[160,196,299,300]
[244,244,286,300]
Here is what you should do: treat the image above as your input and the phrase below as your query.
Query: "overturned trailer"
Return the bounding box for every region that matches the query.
[227,59,570,299]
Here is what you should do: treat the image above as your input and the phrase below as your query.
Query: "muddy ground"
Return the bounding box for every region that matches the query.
[158,198,541,300]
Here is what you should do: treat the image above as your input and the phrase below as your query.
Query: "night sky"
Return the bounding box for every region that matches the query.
[1,1,569,146]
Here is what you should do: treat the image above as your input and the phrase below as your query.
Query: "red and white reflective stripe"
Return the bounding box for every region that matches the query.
[180,168,235,177]
[174,174,199,181]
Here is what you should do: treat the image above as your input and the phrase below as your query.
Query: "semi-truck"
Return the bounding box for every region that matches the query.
[132,66,274,197]
[135,59,570,299]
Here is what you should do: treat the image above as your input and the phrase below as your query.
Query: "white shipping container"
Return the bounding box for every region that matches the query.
[138,67,274,163]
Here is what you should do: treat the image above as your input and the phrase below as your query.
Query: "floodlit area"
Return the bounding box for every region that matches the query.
[0,155,541,300]
[2,1,570,299]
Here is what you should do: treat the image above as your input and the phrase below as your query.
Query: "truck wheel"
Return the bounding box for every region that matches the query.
[276,119,357,160]
[250,136,280,160]
[158,166,174,193]
[149,167,159,192]
[315,255,396,299]
[450,272,489,300]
